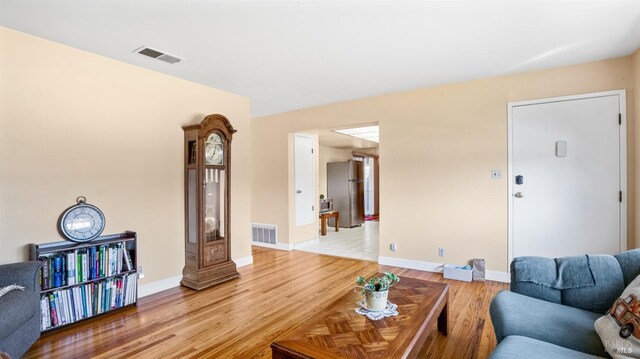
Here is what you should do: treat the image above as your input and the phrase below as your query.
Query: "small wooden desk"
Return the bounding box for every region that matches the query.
[272,275,449,359]
[319,211,339,236]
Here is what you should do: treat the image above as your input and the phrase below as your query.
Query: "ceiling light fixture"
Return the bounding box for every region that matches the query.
[333,125,379,143]
[133,46,183,64]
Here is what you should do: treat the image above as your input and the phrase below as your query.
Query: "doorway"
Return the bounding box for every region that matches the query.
[294,124,380,261]
[508,90,627,261]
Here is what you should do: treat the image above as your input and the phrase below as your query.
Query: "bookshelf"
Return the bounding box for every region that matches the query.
[29,231,138,332]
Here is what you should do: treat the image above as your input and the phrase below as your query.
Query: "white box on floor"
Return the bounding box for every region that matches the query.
[443,264,473,282]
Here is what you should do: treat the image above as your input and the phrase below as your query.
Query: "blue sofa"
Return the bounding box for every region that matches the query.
[490,249,640,359]
[0,261,42,359]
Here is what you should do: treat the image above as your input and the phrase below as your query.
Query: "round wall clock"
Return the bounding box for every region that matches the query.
[58,196,106,242]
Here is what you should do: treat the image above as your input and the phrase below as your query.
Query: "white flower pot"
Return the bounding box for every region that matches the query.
[365,290,388,311]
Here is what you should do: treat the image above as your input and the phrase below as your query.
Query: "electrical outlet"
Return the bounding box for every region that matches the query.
[137,265,144,279]
[438,248,445,257]
[390,243,397,251]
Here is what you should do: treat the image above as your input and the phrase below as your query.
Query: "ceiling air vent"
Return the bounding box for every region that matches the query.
[134,46,182,64]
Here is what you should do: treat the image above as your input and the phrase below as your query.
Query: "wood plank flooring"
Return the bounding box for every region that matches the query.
[24,247,509,359]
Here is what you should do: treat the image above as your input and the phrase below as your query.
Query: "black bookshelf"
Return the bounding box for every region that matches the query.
[29,231,138,332]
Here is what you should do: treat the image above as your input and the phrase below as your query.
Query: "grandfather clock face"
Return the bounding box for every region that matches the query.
[205,133,224,166]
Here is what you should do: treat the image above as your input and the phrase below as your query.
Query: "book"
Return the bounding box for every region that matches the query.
[115,278,123,308]
[80,285,87,319]
[89,246,97,280]
[76,250,82,284]
[61,255,66,287]
[63,289,73,323]
[99,246,105,278]
[92,282,98,316]
[53,291,64,325]
[39,256,50,290]
[82,251,88,283]
[97,282,102,315]
[116,244,123,274]
[49,258,54,289]
[76,286,84,319]
[48,293,58,327]
[40,296,50,330]
[109,247,116,277]
[110,279,116,309]
[67,289,76,323]
[123,249,133,271]
[53,255,63,288]
[66,252,75,286]
[88,283,94,317]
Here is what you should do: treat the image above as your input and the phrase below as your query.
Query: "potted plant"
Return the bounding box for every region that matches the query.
[355,272,400,310]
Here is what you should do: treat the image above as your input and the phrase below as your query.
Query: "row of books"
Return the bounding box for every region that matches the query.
[39,273,137,331]
[39,242,134,290]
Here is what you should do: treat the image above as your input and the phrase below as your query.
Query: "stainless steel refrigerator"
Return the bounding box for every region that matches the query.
[327,160,365,228]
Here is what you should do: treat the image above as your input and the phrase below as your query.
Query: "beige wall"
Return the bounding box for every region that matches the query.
[252,55,636,272]
[0,27,252,285]
[318,146,353,197]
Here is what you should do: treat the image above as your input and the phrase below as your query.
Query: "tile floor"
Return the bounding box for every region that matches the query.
[294,220,379,261]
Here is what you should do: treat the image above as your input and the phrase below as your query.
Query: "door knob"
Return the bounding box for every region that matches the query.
[514,192,523,198]
[296,190,302,194]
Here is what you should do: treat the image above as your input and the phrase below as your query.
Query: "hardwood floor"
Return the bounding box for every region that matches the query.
[24,247,509,359]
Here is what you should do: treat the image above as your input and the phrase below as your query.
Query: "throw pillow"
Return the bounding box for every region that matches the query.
[595,274,640,358]
[0,284,25,298]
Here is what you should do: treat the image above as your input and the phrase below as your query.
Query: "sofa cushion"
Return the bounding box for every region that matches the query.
[614,249,640,287]
[561,255,625,314]
[511,254,626,314]
[594,274,640,358]
[491,290,607,356]
[490,336,607,359]
[511,257,563,304]
[0,289,39,339]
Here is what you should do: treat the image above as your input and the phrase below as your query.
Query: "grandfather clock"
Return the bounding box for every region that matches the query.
[181,114,239,290]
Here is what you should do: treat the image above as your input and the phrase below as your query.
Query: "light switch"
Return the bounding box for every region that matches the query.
[556,140,567,157]
[491,169,502,180]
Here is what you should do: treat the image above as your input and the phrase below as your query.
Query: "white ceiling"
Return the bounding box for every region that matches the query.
[1,0,639,117]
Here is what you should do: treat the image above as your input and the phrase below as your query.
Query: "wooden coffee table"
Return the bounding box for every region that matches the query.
[271,275,448,359]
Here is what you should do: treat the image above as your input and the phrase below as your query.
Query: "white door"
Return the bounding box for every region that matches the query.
[294,134,315,226]
[509,91,626,259]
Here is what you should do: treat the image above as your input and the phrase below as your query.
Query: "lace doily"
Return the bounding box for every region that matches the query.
[354,300,399,320]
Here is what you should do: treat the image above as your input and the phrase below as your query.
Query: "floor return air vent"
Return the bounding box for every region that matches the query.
[252,223,277,245]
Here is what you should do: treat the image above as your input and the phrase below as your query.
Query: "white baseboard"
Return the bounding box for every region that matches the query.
[486,270,511,283]
[252,241,294,251]
[138,255,255,298]
[378,256,444,273]
[235,255,253,267]
[378,256,510,283]
[139,275,182,298]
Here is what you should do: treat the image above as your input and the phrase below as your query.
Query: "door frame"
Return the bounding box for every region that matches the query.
[507,89,627,266]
